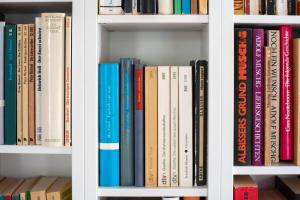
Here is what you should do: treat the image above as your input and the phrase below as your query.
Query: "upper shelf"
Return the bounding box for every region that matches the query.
[98,15,209,31]
[0,145,72,155]
[234,15,300,26]
[233,164,300,175]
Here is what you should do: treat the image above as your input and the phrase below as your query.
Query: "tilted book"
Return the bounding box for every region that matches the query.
[158,0,173,14]
[16,24,22,145]
[30,177,57,200]
[276,176,300,199]
[0,22,4,145]
[234,0,245,14]
[174,0,182,14]
[12,177,40,200]
[294,39,300,166]
[277,0,288,15]
[0,178,24,200]
[182,0,191,14]
[46,177,71,200]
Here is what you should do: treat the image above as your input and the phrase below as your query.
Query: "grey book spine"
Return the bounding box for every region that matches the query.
[0,22,5,145]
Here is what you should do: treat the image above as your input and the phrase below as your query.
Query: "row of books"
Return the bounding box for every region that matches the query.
[0,13,72,147]
[99,59,208,187]
[234,0,300,15]
[98,0,208,15]
[234,175,300,200]
[0,176,71,200]
[234,26,300,166]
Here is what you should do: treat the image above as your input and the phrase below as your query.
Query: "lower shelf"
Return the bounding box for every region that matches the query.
[0,145,72,154]
[234,164,300,175]
[97,187,207,197]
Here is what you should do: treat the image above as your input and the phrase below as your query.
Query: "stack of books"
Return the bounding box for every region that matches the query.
[99,0,208,15]
[98,58,208,187]
[0,13,72,147]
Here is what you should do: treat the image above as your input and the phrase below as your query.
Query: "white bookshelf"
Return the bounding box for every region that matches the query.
[0,145,72,154]
[234,165,300,175]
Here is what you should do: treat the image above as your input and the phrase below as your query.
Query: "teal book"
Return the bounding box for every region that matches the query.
[4,25,17,145]
[174,0,182,14]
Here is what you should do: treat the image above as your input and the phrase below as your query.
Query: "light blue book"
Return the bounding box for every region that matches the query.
[182,0,191,14]
[99,63,119,187]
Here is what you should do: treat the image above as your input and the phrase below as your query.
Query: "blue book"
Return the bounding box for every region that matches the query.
[99,63,120,187]
[182,0,191,14]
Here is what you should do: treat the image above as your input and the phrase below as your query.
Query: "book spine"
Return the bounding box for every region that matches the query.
[170,66,179,187]
[174,0,182,14]
[182,0,191,14]
[234,0,245,14]
[245,0,250,14]
[141,0,157,14]
[99,7,123,14]
[294,38,300,165]
[145,66,158,187]
[99,63,120,187]
[280,25,294,161]
[0,22,4,145]
[120,58,135,186]
[16,24,22,145]
[179,66,193,187]
[123,0,133,13]
[191,0,198,14]
[259,0,266,14]
[250,0,259,14]
[234,29,253,165]
[277,0,288,15]
[159,0,173,14]
[35,17,42,145]
[199,0,208,14]
[100,0,122,6]
[4,25,17,145]
[41,13,65,146]
[132,0,139,14]
[158,66,171,187]
[65,16,72,146]
[234,187,259,200]
[267,30,280,163]
[134,64,144,187]
[288,0,296,14]
[266,0,276,14]
[28,24,35,145]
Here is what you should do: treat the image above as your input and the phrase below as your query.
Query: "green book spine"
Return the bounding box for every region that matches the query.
[25,191,31,200]
[4,25,17,144]
[12,195,20,200]
[174,0,182,14]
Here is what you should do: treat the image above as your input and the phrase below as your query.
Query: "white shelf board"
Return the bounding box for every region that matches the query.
[233,164,300,175]
[97,187,207,197]
[0,0,71,2]
[234,15,300,25]
[0,145,72,155]
[98,15,209,31]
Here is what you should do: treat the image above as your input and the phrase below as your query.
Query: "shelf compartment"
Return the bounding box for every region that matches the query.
[234,15,300,26]
[0,145,72,155]
[97,187,207,197]
[233,164,300,175]
[98,15,208,31]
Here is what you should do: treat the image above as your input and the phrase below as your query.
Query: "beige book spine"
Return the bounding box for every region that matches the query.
[250,0,259,15]
[145,66,158,187]
[191,0,198,14]
[158,0,173,14]
[234,0,245,15]
[28,24,35,145]
[22,24,29,145]
[199,0,207,14]
[294,39,300,166]
[16,24,23,145]
[46,193,60,200]
[31,191,47,200]
[20,193,25,200]
[264,47,272,166]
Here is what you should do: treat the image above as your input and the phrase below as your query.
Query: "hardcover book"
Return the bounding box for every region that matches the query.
[199,0,208,14]
[234,175,258,200]
[294,38,300,165]
[0,22,4,145]
[16,24,22,145]
[276,176,300,200]
[234,0,245,14]
[158,0,173,14]
[182,0,191,14]
[174,0,181,14]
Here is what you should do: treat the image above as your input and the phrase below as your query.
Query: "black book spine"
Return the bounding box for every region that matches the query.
[275,177,298,200]
[266,0,276,14]
[260,0,266,14]
[234,29,253,166]
[0,13,4,21]
[140,0,157,14]
[137,0,141,12]
[288,0,296,15]
[123,0,133,13]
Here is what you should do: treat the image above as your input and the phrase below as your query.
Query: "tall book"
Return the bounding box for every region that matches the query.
[16,24,22,145]
[99,63,119,187]
[0,178,24,200]
[174,0,181,14]
[234,175,258,200]
[234,28,253,165]
[199,0,207,14]
[145,66,158,187]
[280,25,293,161]
[266,30,280,164]
[158,66,171,187]
[35,17,42,145]
[134,64,144,187]
[140,0,157,14]
[12,177,40,200]
[277,0,288,15]
[170,66,179,187]
[4,25,17,145]
[294,38,300,165]
[99,0,123,14]
[46,177,71,200]
[191,0,198,14]
[158,0,173,14]
[0,21,4,145]
[288,0,296,15]
[41,13,65,146]
[252,28,264,166]
[234,0,245,14]
[30,177,57,200]
[179,66,193,187]
[276,176,300,199]
[182,0,191,14]
[65,16,72,146]
[266,0,276,14]
[250,0,259,14]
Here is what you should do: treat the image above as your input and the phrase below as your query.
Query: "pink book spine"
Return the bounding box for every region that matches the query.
[280,25,294,161]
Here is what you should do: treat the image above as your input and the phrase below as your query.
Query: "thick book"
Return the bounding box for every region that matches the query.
[12,177,40,200]
[259,189,287,200]
[99,63,120,187]
[288,0,296,15]
[234,0,245,14]
[140,0,157,14]
[30,177,57,200]
[199,0,208,14]
[234,176,258,200]
[16,24,22,145]
[191,0,198,14]
[134,64,144,187]
[266,0,276,14]
[158,0,173,14]
[276,176,300,200]
[145,66,158,187]
[99,0,123,15]
[174,0,181,14]
[0,22,4,145]
[182,0,191,14]
[266,30,280,164]
[123,0,133,13]
[158,66,171,187]
[4,25,17,145]
[277,0,288,15]
[0,178,24,200]
[234,28,253,165]
[294,38,300,165]
[280,25,293,161]
[252,28,264,166]
[41,13,65,146]
[250,0,259,14]
[179,66,193,187]
[46,177,71,200]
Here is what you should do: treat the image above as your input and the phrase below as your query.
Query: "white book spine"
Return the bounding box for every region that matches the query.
[276,0,288,15]
[170,66,179,187]
[179,66,193,187]
[35,17,42,145]
[0,22,5,145]
[158,0,173,14]
[132,0,139,14]
[99,7,123,15]
[41,13,65,146]
[16,24,22,145]
[99,0,122,6]
[250,0,259,15]
[158,66,171,187]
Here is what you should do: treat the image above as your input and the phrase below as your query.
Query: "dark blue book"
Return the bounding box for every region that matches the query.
[182,0,191,14]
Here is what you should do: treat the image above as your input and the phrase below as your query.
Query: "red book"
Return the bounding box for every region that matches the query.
[280,25,294,161]
[234,175,258,200]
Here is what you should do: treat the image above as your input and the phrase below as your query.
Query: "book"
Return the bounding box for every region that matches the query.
[132,0,140,14]
[99,63,120,187]
[234,0,245,14]
[123,0,133,13]
[252,28,264,166]
[28,24,35,145]
[245,0,250,14]
[179,66,193,187]
[65,16,72,146]
[266,30,280,164]
[294,38,300,165]
[234,175,258,200]
[120,58,136,186]
[0,178,24,200]
[276,176,300,199]
[134,64,144,187]
[183,197,200,200]
[140,0,157,14]
[266,0,276,14]
[174,0,181,14]
[99,0,123,14]
[145,66,158,187]
[250,0,259,14]
[199,0,208,14]
[4,25,17,145]
[157,66,171,187]
[277,0,288,15]
[12,177,40,200]
[30,177,57,200]
[288,0,296,15]
[41,13,65,146]
[0,21,4,145]
[191,0,198,14]
[259,189,287,200]
[158,0,173,14]
[234,28,253,166]
[280,25,293,161]
[16,24,22,145]
[170,66,179,187]
[182,0,191,14]
[46,177,71,200]
[259,0,266,14]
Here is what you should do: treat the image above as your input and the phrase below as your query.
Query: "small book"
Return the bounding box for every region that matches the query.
[276,176,300,199]
[30,177,57,200]
[46,177,71,200]
[182,0,191,14]
[12,177,40,200]
[234,175,258,200]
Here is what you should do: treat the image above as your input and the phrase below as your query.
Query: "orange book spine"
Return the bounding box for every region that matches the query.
[191,0,198,14]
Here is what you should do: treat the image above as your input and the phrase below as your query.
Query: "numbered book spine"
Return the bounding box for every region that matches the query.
[234,0,245,14]
[182,0,191,14]
[99,63,120,187]
[179,66,193,187]
[250,0,259,14]
[266,0,276,14]
[234,28,253,166]
[4,25,17,145]
[0,22,4,145]
[277,0,288,15]
[288,0,296,15]
[174,0,182,14]
[158,0,173,14]
[199,0,208,14]
[294,38,300,166]
[16,24,22,145]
